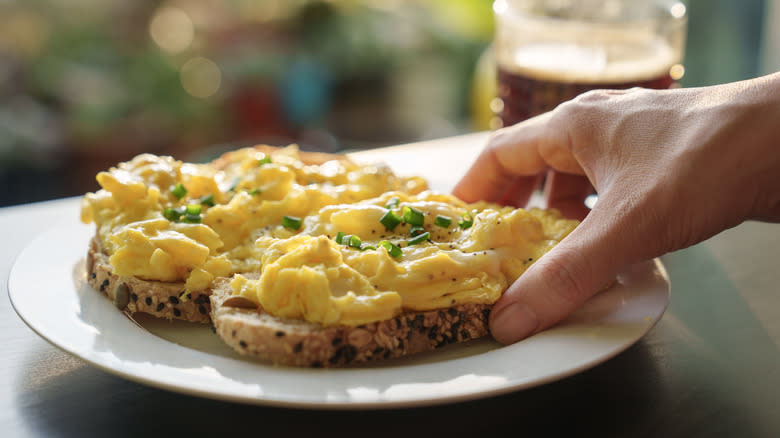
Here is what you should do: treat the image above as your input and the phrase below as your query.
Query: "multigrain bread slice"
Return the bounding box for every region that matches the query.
[87,236,212,323]
[209,276,492,367]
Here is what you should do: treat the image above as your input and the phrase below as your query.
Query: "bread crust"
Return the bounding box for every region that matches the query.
[209,277,492,367]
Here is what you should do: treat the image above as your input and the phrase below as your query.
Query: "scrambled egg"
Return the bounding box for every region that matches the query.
[230,191,577,326]
[82,145,578,326]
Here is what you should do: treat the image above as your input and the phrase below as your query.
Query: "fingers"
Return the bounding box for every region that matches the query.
[544,170,594,220]
[453,112,558,203]
[495,174,544,208]
[489,206,631,344]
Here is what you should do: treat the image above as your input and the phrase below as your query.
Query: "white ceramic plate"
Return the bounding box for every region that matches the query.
[9,218,669,409]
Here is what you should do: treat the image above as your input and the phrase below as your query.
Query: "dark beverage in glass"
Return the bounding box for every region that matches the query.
[493,0,687,127]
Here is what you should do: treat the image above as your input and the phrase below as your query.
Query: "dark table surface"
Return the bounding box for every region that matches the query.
[3,134,779,437]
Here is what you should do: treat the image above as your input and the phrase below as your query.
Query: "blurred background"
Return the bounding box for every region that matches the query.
[0,0,776,206]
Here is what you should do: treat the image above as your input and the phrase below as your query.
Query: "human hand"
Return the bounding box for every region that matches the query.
[454,73,780,344]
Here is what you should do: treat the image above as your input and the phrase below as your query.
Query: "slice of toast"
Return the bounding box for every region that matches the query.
[209,276,492,367]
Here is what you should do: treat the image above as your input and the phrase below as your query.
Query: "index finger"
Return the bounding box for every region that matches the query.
[452,111,580,203]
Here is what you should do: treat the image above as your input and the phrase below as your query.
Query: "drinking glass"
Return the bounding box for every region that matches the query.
[493,0,688,127]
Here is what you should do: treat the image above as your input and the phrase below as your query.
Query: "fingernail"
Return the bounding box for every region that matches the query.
[490,302,539,344]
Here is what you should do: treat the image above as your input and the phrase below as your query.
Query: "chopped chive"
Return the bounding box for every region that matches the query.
[384,197,400,209]
[402,206,424,227]
[407,231,430,246]
[409,225,425,237]
[181,213,202,224]
[199,194,215,207]
[348,235,362,249]
[257,155,272,166]
[335,231,347,245]
[163,207,182,221]
[434,215,452,228]
[458,212,474,229]
[282,215,302,230]
[360,244,377,251]
[185,203,202,215]
[248,188,260,195]
[379,209,402,231]
[379,240,403,258]
[171,183,187,199]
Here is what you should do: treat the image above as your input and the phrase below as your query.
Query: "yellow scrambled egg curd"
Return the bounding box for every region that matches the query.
[230,191,579,326]
[81,145,427,292]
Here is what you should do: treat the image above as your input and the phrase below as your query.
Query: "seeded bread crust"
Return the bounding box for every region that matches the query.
[209,276,492,367]
[86,236,212,323]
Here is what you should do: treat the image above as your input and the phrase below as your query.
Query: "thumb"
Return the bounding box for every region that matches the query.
[489,208,633,344]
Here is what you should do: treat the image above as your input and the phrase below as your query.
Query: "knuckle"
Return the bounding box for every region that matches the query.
[571,88,611,105]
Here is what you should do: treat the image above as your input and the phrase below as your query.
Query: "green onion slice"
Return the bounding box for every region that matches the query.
[409,225,425,237]
[185,203,202,215]
[335,231,347,245]
[360,244,377,251]
[402,206,424,227]
[163,207,182,221]
[348,234,362,249]
[434,215,452,228]
[248,188,260,196]
[258,155,272,166]
[181,213,202,224]
[380,209,402,231]
[282,215,302,230]
[171,183,187,199]
[458,212,474,229]
[407,231,430,246]
[199,194,215,207]
[379,240,403,258]
[384,197,400,209]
